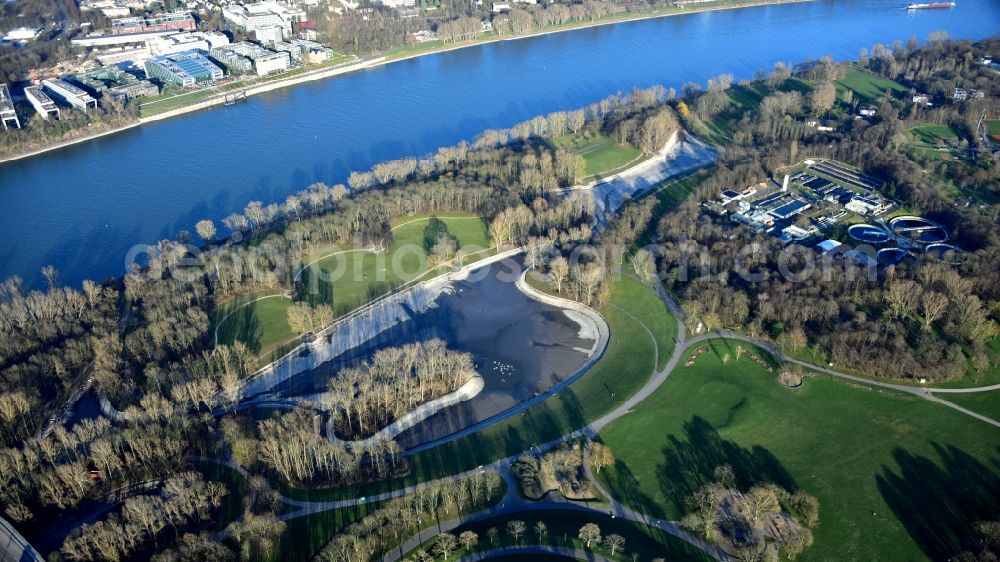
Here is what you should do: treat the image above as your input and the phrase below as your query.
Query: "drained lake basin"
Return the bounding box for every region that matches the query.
[270,258,602,449]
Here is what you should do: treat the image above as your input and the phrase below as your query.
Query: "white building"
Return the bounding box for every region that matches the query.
[3,27,41,42]
[1,84,20,130]
[251,50,290,75]
[254,24,284,44]
[223,2,305,41]
[25,86,61,120]
[42,79,98,111]
[147,31,230,56]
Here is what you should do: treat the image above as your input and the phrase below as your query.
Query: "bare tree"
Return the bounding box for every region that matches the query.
[433,533,458,559]
[534,520,548,542]
[195,220,217,242]
[579,523,601,548]
[458,530,479,551]
[604,534,625,556]
[506,520,527,542]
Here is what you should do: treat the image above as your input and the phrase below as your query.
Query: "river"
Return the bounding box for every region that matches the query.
[1,0,998,288]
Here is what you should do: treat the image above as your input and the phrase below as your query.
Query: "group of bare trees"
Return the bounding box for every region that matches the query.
[313,471,504,562]
[60,472,228,562]
[251,408,399,485]
[328,340,476,440]
[681,465,819,561]
[0,413,215,525]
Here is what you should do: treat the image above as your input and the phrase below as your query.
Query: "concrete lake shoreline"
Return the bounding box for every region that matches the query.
[0,0,810,166]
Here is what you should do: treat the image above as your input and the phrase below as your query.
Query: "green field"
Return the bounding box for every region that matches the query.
[835,67,908,102]
[301,213,490,311]
[403,510,713,561]
[551,133,644,181]
[597,340,1000,561]
[280,274,673,502]
[987,120,1000,137]
[938,391,1000,421]
[910,124,960,145]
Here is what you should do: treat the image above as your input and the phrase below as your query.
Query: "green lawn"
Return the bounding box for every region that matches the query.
[402,510,713,561]
[939,391,1000,422]
[835,67,908,102]
[213,292,296,362]
[551,133,644,181]
[597,339,1000,562]
[910,124,960,145]
[300,213,490,313]
[280,274,673,502]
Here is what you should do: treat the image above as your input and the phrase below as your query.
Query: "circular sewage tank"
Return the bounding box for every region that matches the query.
[877,248,908,265]
[925,243,962,262]
[848,224,891,244]
[889,216,949,244]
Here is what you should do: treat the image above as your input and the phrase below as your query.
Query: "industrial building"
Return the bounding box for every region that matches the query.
[144,50,224,87]
[42,79,98,111]
[222,2,305,41]
[112,11,195,35]
[24,87,60,120]
[147,31,230,56]
[0,84,20,130]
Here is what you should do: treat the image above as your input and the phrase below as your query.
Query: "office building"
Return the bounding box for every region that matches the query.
[106,80,159,102]
[288,38,334,63]
[71,66,138,96]
[255,25,284,44]
[211,41,289,76]
[42,79,99,111]
[24,86,60,120]
[251,50,290,75]
[0,84,20,130]
[144,50,224,87]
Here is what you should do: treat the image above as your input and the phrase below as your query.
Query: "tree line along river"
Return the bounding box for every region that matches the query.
[1,0,998,288]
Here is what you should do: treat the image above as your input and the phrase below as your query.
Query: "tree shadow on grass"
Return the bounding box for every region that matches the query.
[876,443,1000,560]
[656,416,797,516]
[603,460,665,519]
[219,303,263,354]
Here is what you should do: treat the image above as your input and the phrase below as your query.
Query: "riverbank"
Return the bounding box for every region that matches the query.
[0,0,808,166]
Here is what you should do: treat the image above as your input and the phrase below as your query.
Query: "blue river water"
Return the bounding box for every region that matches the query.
[1,0,998,287]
